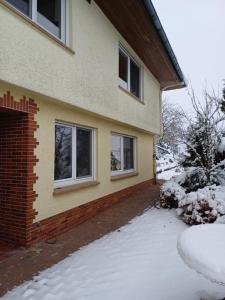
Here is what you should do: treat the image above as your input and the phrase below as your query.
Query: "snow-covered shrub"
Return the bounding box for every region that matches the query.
[160,182,186,209]
[161,180,225,225]
[174,167,207,193]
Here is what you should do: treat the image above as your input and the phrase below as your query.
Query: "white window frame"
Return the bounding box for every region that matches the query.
[119,44,142,100]
[111,133,137,176]
[7,0,69,44]
[54,122,96,188]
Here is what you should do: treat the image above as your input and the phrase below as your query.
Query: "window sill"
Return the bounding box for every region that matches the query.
[118,86,144,105]
[0,0,75,55]
[53,180,100,196]
[111,171,139,181]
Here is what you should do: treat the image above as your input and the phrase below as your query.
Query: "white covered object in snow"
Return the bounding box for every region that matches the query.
[178,224,225,285]
[218,137,225,154]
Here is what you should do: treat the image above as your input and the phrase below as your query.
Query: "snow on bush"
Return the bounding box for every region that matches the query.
[160,168,225,225]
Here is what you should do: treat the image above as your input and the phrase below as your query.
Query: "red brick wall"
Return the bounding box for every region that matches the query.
[30,178,155,245]
[0,92,39,246]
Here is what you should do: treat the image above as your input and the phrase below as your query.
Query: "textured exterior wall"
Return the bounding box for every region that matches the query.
[0,0,161,134]
[34,97,154,221]
[0,84,154,223]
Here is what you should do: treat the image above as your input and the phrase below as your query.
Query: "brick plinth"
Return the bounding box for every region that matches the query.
[30,178,155,245]
[0,91,39,246]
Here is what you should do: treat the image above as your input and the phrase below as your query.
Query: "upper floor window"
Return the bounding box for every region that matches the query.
[119,45,142,99]
[6,0,68,43]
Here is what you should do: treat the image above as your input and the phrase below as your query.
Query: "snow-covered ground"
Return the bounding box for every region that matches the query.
[157,167,181,180]
[2,209,225,300]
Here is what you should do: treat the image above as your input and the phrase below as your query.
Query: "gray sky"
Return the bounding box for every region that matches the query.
[152,0,225,113]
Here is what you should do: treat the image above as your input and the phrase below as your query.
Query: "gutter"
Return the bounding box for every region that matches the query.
[142,0,186,88]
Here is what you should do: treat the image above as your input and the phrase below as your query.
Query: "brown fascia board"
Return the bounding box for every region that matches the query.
[142,0,186,90]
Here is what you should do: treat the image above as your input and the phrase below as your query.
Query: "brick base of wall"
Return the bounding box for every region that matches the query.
[30,178,155,245]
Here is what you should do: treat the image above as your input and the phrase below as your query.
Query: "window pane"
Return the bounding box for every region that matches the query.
[54,125,72,181]
[119,50,128,85]
[37,0,61,37]
[111,135,122,171]
[6,0,29,15]
[124,137,134,170]
[130,60,140,98]
[76,128,92,178]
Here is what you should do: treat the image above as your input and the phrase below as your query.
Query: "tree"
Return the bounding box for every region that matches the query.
[158,100,185,153]
[182,88,225,184]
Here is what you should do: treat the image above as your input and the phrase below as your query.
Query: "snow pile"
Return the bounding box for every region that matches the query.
[160,170,225,225]
[178,224,225,285]
[2,210,224,300]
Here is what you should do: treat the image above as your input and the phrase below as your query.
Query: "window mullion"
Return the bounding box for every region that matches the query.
[121,136,124,171]
[31,0,37,21]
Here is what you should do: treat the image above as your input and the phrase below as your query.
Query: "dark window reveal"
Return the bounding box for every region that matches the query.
[76,128,92,178]
[6,0,30,15]
[123,137,134,170]
[130,60,140,98]
[119,50,128,84]
[37,0,61,37]
[54,125,72,181]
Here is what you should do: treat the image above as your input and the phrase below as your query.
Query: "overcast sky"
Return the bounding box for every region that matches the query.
[152,0,225,113]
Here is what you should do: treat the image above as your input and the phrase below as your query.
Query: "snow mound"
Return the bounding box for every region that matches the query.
[178,224,225,285]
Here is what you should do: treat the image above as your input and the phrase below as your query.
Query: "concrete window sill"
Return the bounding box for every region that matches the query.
[53,181,100,196]
[111,172,139,181]
[118,86,145,105]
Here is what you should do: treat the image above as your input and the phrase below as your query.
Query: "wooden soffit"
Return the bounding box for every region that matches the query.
[94,0,183,90]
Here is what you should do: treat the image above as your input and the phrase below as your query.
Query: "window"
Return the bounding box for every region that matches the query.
[54,123,95,187]
[6,0,68,43]
[111,133,136,174]
[119,45,142,99]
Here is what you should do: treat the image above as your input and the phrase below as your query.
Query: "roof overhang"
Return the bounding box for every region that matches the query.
[94,0,186,91]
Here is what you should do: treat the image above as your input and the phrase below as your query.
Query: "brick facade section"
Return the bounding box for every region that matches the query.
[0,91,39,246]
[30,178,155,245]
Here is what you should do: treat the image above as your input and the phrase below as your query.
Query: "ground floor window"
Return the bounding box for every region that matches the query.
[111,133,136,175]
[54,122,95,187]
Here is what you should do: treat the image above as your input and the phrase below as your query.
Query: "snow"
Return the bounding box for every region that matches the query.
[157,167,181,180]
[2,209,225,300]
[178,224,225,285]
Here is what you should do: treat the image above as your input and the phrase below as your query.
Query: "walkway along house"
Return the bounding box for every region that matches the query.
[0,0,185,247]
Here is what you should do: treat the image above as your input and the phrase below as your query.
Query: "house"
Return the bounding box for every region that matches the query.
[0,0,185,247]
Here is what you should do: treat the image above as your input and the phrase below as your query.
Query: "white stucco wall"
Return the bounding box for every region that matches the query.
[0,0,161,134]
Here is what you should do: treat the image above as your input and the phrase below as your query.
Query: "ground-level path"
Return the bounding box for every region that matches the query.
[0,183,160,297]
